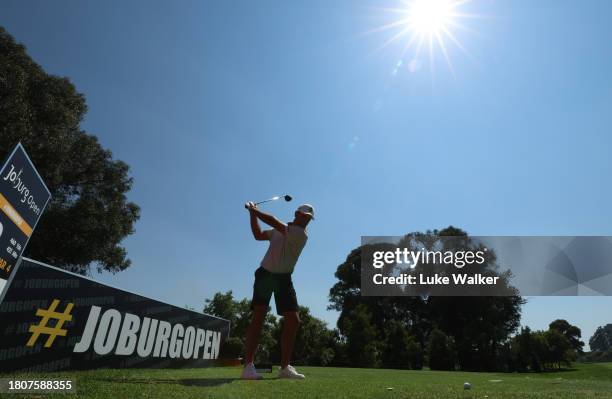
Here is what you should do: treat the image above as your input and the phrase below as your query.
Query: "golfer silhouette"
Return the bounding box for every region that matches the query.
[241,201,315,380]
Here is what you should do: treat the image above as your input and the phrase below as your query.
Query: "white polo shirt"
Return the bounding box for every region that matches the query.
[260,224,308,274]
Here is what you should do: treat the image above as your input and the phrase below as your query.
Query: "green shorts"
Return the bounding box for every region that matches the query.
[251,267,298,315]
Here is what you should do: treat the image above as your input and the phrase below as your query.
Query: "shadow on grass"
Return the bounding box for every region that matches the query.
[95,377,246,388]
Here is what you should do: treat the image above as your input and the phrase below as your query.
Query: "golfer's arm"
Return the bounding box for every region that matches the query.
[253,209,287,234]
[250,212,269,241]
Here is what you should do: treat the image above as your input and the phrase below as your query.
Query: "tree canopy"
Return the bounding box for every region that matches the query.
[549,319,584,353]
[589,324,612,352]
[0,27,140,274]
[329,226,525,371]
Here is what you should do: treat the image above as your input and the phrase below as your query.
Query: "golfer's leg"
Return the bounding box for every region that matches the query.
[246,267,273,364]
[280,311,300,369]
[245,304,267,364]
[276,275,300,369]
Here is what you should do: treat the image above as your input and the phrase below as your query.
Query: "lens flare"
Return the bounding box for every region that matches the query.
[366,0,478,76]
[409,0,454,36]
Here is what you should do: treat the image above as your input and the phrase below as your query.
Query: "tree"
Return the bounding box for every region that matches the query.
[510,327,531,372]
[329,226,524,371]
[589,324,612,352]
[405,335,424,370]
[510,327,549,372]
[549,319,584,353]
[427,328,455,370]
[272,306,336,366]
[0,27,140,274]
[401,227,524,371]
[340,304,380,368]
[580,350,612,363]
[509,325,576,372]
[530,331,550,372]
[543,329,573,369]
[203,291,240,324]
[382,320,423,369]
[204,292,336,365]
[329,241,434,350]
[203,290,278,362]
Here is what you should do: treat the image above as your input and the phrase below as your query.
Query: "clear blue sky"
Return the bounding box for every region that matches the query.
[1,0,611,349]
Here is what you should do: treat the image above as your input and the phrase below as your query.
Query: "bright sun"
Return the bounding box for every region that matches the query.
[368,0,476,75]
[409,0,454,36]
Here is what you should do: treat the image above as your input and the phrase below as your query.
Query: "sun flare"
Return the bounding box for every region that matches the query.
[368,0,476,75]
[409,0,454,36]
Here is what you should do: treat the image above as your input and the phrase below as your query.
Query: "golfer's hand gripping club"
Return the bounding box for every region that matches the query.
[244,195,292,210]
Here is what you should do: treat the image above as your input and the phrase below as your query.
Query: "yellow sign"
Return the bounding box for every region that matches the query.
[0,192,33,237]
[27,299,74,348]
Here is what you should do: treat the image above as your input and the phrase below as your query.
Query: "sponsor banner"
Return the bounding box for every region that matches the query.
[0,143,52,283]
[0,258,230,373]
[361,236,612,296]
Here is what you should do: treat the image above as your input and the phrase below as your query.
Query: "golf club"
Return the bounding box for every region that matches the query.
[245,194,292,208]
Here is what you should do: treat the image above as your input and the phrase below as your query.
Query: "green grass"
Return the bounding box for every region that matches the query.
[4,362,612,398]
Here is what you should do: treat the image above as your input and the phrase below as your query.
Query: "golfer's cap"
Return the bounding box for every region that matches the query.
[297,204,315,219]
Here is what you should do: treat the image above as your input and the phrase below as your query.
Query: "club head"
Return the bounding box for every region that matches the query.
[284,195,292,202]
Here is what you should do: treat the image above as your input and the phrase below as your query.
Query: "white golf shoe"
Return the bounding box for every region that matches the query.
[278,365,305,380]
[241,363,263,380]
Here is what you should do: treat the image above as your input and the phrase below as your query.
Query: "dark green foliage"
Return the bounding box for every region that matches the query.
[427,328,455,370]
[381,320,423,369]
[204,291,335,366]
[582,324,612,364]
[0,27,139,274]
[549,319,584,352]
[271,306,336,366]
[544,329,574,369]
[340,304,381,368]
[405,335,424,370]
[511,327,537,372]
[203,291,277,363]
[580,350,612,363]
[589,324,612,352]
[510,326,577,372]
[328,226,524,372]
